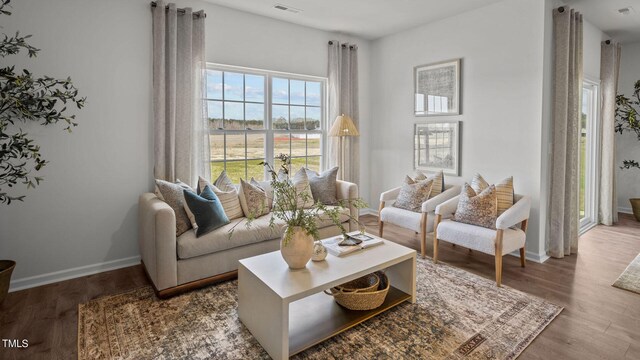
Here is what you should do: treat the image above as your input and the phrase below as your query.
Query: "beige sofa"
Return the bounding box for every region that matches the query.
[138,180,358,297]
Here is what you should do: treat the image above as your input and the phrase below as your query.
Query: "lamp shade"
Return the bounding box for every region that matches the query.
[329,114,360,137]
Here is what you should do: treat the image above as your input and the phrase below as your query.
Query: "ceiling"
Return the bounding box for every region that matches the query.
[565,0,640,43]
[204,0,640,43]
[203,0,503,40]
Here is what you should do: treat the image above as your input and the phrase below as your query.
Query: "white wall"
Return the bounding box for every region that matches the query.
[370,0,548,260]
[617,41,640,213]
[0,0,370,289]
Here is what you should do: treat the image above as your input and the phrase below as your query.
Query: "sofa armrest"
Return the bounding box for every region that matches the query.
[422,185,461,213]
[138,193,178,291]
[380,186,402,202]
[496,196,531,230]
[435,195,460,217]
[336,180,359,231]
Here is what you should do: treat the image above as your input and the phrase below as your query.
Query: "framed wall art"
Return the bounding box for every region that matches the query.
[414,121,460,176]
[414,59,461,116]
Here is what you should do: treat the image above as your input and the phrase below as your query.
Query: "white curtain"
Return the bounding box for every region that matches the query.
[548,7,583,258]
[328,41,359,184]
[152,0,209,187]
[599,41,622,225]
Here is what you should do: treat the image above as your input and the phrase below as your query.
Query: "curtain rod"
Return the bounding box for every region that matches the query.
[150,1,206,18]
[328,41,356,49]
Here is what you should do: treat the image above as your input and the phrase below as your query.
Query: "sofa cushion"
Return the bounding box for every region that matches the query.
[238,178,270,218]
[176,206,350,259]
[155,179,194,237]
[306,167,339,205]
[437,219,525,255]
[198,174,244,220]
[183,185,230,237]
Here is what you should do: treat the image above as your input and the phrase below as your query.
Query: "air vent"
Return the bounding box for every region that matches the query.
[273,3,302,14]
[618,7,635,15]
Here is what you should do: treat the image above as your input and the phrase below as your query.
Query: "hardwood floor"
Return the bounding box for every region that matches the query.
[1,213,639,359]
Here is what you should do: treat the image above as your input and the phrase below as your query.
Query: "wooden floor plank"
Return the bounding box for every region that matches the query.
[0,213,638,359]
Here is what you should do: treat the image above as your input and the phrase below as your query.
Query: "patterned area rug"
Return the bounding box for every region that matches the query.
[78,258,562,359]
[613,253,640,294]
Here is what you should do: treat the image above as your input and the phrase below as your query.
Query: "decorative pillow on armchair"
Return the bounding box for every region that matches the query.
[393,176,434,213]
[415,170,444,199]
[452,183,498,229]
[470,173,514,216]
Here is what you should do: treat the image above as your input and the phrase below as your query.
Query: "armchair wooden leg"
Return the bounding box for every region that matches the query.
[378,201,385,237]
[520,219,528,268]
[495,229,504,287]
[433,214,441,264]
[420,213,427,259]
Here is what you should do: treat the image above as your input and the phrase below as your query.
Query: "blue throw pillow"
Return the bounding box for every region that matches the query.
[183,185,230,237]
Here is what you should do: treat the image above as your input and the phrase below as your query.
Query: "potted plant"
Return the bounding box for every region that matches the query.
[249,154,366,269]
[0,0,85,297]
[616,80,640,221]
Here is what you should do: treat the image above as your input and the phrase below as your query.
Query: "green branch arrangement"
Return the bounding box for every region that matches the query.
[0,0,86,204]
[615,80,640,171]
[242,154,367,246]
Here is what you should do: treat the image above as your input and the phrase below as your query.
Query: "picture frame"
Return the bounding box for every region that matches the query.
[414,121,461,176]
[414,59,461,116]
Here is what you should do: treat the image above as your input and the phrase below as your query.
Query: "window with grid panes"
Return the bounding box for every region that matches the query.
[206,65,325,183]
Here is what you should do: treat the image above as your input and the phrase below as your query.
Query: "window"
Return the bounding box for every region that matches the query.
[206,65,326,182]
[579,79,600,233]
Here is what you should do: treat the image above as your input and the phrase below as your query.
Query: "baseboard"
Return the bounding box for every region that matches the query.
[507,250,549,264]
[360,208,378,216]
[8,255,141,292]
[619,206,633,215]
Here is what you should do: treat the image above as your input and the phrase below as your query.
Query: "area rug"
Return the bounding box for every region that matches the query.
[613,253,640,294]
[78,258,562,359]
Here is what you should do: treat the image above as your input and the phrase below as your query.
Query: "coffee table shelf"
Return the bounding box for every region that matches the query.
[289,286,411,356]
[238,235,416,360]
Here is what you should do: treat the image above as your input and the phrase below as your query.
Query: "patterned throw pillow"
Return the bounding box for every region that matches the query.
[155,179,194,237]
[305,167,338,205]
[393,176,434,213]
[291,168,315,209]
[183,185,230,237]
[415,170,444,199]
[238,178,269,218]
[453,183,498,229]
[198,172,244,220]
[470,174,514,216]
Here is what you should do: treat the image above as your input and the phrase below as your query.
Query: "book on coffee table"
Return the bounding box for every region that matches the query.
[322,233,384,257]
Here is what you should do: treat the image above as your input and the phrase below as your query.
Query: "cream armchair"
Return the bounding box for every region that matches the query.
[434,194,531,286]
[378,184,460,258]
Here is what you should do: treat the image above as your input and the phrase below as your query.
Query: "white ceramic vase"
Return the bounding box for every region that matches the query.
[280,226,314,269]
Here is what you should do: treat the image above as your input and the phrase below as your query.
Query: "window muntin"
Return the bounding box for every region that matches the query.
[206,65,325,182]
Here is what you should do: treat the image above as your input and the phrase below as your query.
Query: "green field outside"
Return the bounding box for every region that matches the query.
[210,135,321,183]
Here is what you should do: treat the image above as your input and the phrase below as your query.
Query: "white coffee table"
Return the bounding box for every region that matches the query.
[238,234,416,360]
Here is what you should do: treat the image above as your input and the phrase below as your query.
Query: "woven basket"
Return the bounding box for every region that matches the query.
[335,273,380,293]
[325,271,390,311]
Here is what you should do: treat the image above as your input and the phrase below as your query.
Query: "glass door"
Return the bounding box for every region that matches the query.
[579,80,599,233]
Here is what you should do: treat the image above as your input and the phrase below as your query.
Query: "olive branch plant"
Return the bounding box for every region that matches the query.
[238,154,367,246]
[0,0,86,204]
[616,80,640,170]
